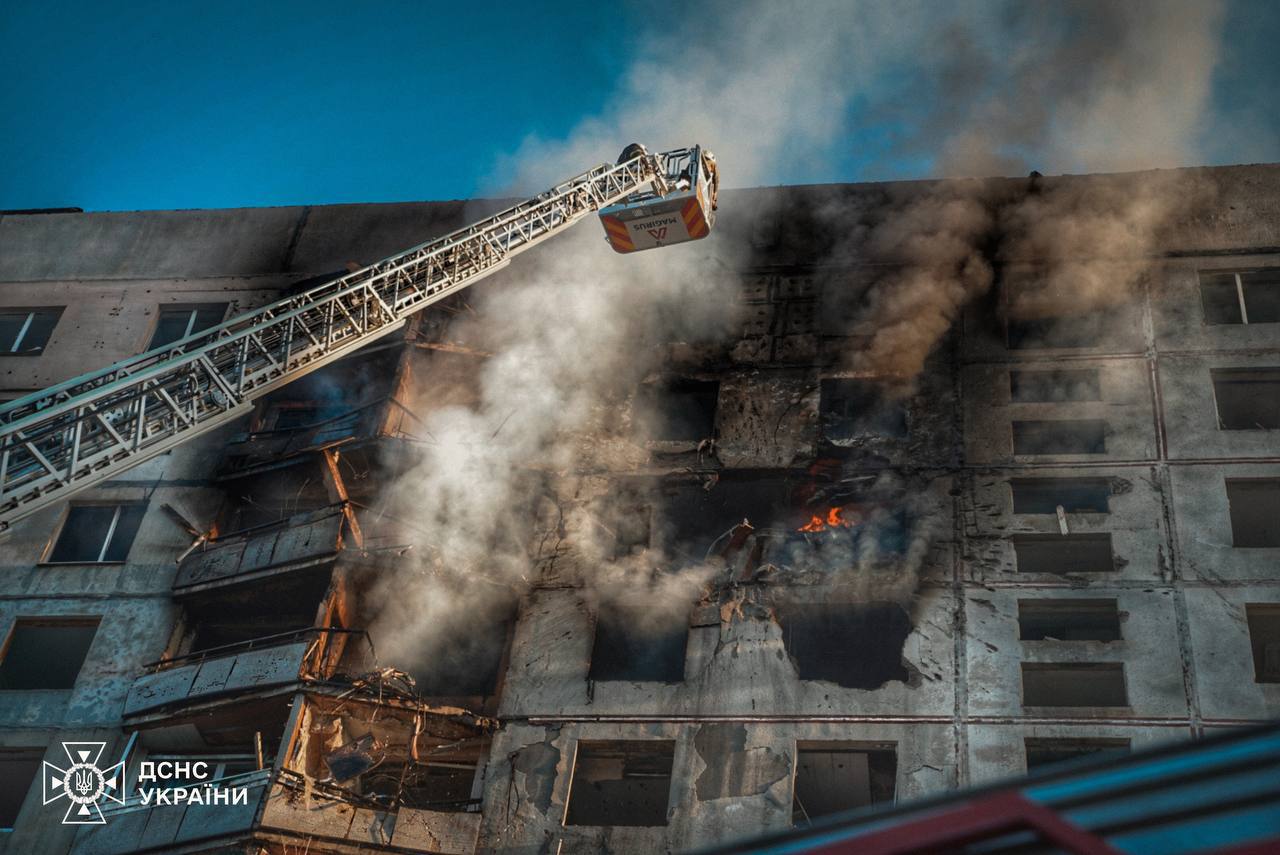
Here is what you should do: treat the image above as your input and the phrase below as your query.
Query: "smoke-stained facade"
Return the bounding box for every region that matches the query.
[0,162,1278,854]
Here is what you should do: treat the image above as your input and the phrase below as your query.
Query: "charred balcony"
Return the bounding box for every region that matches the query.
[216,344,427,480]
[258,687,496,854]
[174,503,356,596]
[122,627,368,724]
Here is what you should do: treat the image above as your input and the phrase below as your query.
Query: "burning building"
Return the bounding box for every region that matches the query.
[0,161,1278,854]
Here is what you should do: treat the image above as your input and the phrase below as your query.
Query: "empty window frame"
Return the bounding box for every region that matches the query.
[0,618,99,690]
[0,308,62,356]
[1012,534,1114,574]
[636,379,719,441]
[793,744,896,826]
[778,603,911,689]
[1007,312,1106,349]
[1199,269,1280,325]
[564,740,674,827]
[1246,604,1280,683]
[605,499,652,560]
[1010,478,1111,514]
[1012,420,1107,455]
[1212,369,1280,430]
[1022,663,1127,707]
[0,749,43,830]
[589,605,688,683]
[1009,369,1102,403]
[1018,600,1121,641]
[148,303,228,350]
[1225,479,1280,548]
[45,504,146,563]
[1024,738,1130,772]
[819,378,908,439]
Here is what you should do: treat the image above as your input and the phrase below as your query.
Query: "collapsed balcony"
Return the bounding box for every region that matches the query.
[258,689,496,853]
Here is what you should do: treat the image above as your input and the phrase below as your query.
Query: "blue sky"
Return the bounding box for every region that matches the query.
[1,1,1277,211]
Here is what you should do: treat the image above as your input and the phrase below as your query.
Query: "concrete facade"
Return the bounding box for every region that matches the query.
[0,162,1277,854]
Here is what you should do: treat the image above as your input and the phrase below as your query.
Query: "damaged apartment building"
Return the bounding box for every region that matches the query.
[0,161,1278,854]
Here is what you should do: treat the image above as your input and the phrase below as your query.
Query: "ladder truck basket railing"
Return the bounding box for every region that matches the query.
[0,148,684,532]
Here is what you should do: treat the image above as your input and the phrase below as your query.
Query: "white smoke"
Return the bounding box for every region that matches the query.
[367,0,1235,673]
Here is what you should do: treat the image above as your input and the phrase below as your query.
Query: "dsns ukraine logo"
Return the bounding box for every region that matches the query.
[42,742,126,825]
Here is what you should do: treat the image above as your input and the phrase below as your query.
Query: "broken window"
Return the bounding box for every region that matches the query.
[1246,604,1280,683]
[1200,269,1280,325]
[1018,600,1121,641]
[793,744,896,825]
[819,378,908,439]
[605,499,652,560]
[1010,478,1110,514]
[0,618,99,690]
[0,749,42,830]
[1226,479,1280,548]
[185,571,331,652]
[46,503,146,563]
[778,603,911,689]
[1024,738,1129,772]
[1007,312,1106,349]
[1009,369,1102,403]
[410,605,516,698]
[589,604,688,683]
[1012,534,1114,574]
[361,741,488,812]
[635,379,719,441]
[564,740,674,827]
[0,307,62,355]
[1012,420,1107,455]
[1212,369,1280,430]
[1022,663,1127,707]
[147,303,228,350]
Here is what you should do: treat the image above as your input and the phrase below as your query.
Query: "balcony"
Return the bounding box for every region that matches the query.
[260,771,482,853]
[123,628,364,721]
[74,768,481,855]
[75,770,270,855]
[174,505,351,595]
[218,396,422,479]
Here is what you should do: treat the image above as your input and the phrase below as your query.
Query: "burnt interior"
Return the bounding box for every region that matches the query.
[792,743,896,824]
[819,378,908,440]
[634,378,719,441]
[589,602,689,684]
[564,740,675,827]
[651,473,913,575]
[181,569,332,652]
[776,602,912,689]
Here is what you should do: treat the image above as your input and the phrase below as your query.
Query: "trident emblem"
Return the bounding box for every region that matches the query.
[42,742,126,825]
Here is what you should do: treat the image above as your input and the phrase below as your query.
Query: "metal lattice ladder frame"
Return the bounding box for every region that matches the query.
[0,150,676,532]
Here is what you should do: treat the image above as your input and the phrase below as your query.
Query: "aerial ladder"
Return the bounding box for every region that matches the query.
[0,144,719,533]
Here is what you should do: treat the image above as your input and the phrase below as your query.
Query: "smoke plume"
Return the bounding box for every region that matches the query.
[367,0,1233,676]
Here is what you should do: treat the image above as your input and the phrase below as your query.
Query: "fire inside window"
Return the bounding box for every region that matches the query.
[0,308,62,355]
[1200,269,1280,325]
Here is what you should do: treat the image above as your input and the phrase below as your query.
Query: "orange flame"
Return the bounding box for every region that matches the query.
[797,506,858,533]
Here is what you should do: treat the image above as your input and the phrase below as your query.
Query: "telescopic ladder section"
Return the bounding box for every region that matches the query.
[0,148,680,532]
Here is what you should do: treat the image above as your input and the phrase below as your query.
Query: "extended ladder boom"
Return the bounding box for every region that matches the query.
[0,148,681,532]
